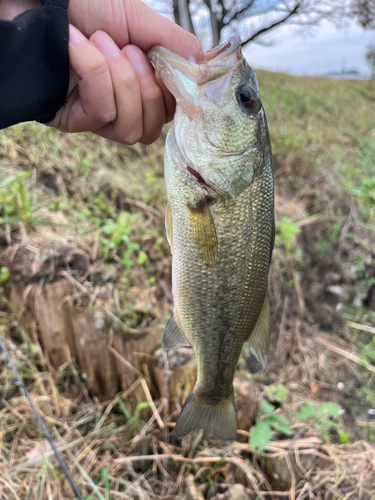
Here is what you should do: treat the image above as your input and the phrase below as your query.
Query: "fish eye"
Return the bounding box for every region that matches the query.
[237,86,258,111]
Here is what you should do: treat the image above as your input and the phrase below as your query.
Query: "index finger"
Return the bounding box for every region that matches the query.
[126,0,204,63]
[68,0,205,64]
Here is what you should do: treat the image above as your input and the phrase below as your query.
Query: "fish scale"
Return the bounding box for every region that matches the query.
[166,130,273,399]
[149,35,275,442]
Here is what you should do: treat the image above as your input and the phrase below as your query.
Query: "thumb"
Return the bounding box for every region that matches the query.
[69,0,204,64]
[126,0,204,62]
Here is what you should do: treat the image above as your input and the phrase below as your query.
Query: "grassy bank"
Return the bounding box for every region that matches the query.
[0,71,374,499]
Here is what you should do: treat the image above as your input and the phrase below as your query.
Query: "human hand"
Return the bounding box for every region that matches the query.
[49,0,204,145]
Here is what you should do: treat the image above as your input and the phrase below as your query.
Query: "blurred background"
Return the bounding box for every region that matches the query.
[0,1,374,499]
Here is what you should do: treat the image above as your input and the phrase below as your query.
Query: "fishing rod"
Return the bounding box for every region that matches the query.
[0,337,84,500]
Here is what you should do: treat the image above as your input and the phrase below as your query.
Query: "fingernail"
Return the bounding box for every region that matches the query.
[94,31,120,57]
[69,25,85,44]
[124,45,151,72]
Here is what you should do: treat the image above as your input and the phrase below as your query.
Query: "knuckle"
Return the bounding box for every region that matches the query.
[97,107,117,125]
[125,126,143,145]
[86,55,107,78]
[141,135,157,146]
[121,66,139,89]
[146,87,164,107]
[141,124,163,145]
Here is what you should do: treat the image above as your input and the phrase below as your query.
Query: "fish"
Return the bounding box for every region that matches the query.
[148,36,274,443]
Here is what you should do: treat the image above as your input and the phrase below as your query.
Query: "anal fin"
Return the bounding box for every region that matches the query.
[243,293,270,373]
[163,312,191,351]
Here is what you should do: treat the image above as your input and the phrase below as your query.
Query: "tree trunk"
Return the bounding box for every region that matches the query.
[207,0,220,47]
[173,0,181,27]
[176,0,195,35]
[211,15,220,45]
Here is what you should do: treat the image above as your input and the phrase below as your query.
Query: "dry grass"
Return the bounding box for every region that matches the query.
[1,325,374,500]
[0,72,375,499]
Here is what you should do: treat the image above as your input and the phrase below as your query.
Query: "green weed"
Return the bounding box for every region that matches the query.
[314,222,342,261]
[101,212,142,268]
[250,399,348,452]
[351,255,375,288]
[294,402,349,443]
[267,383,289,403]
[0,170,35,229]
[100,468,112,500]
[275,217,300,252]
[0,266,9,282]
[250,399,291,452]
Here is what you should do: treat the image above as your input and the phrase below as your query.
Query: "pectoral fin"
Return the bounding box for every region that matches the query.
[187,198,217,267]
[165,201,173,253]
[243,294,270,373]
[163,312,191,351]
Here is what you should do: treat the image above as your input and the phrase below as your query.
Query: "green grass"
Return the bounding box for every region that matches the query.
[1,71,375,498]
[258,72,375,220]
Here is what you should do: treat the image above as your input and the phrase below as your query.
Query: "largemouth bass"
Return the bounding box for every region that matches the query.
[148,36,274,443]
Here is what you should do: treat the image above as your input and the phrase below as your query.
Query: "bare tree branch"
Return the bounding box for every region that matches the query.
[241,3,302,46]
[351,0,375,29]
[165,0,346,49]
[227,0,256,24]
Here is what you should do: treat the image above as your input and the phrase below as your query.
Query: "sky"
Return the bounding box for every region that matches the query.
[146,1,374,77]
[243,20,375,76]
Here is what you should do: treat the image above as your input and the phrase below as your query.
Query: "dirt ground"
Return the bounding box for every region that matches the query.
[0,72,375,499]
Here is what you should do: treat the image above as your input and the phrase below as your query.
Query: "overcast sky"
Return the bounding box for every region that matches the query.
[146,1,374,77]
[241,21,374,76]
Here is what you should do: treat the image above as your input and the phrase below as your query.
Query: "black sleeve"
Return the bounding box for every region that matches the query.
[0,0,69,130]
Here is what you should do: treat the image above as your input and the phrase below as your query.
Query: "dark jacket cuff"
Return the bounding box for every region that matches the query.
[0,0,69,130]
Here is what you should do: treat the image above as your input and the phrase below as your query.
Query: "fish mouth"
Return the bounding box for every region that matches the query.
[148,37,244,197]
[147,36,243,105]
[203,36,241,64]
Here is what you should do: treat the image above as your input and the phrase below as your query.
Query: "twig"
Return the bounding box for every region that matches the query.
[347,321,375,335]
[0,337,84,500]
[235,436,322,451]
[297,215,322,227]
[123,196,164,220]
[115,454,241,464]
[315,335,375,374]
[59,270,143,334]
[108,346,144,378]
[285,452,296,500]
[0,477,21,500]
[12,424,124,470]
[141,378,164,429]
[53,427,107,500]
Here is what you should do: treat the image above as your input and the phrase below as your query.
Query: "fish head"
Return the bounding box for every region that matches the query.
[149,36,270,198]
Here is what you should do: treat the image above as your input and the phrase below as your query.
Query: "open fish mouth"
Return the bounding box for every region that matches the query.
[148,36,246,196]
[203,36,241,63]
[147,36,243,103]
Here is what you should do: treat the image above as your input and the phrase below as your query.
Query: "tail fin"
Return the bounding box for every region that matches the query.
[175,390,237,443]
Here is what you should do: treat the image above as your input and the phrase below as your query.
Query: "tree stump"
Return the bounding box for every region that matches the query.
[2,237,261,424]
[153,347,197,415]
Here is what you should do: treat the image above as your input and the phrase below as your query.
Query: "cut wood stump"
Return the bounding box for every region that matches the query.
[153,346,197,415]
[2,236,261,427]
